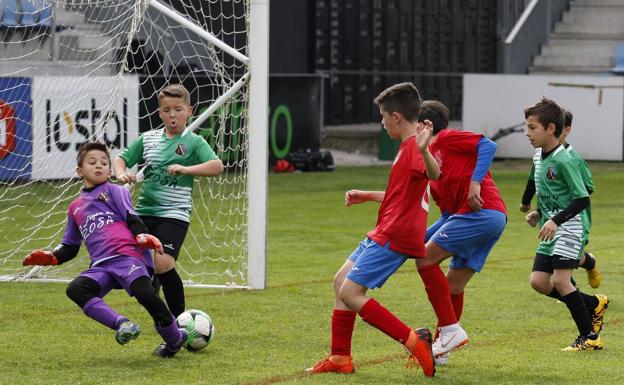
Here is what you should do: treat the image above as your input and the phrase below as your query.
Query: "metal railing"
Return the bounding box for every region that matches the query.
[498,0,572,73]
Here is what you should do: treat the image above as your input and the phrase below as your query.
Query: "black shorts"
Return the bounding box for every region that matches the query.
[532,252,580,273]
[140,215,189,259]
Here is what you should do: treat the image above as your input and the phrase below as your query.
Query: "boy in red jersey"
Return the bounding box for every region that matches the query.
[416,101,507,364]
[306,83,439,378]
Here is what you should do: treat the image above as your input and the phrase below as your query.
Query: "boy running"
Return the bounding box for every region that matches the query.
[524,97,607,351]
[114,84,224,319]
[521,109,603,289]
[307,82,438,377]
[416,100,507,364]
[23,142,187,357]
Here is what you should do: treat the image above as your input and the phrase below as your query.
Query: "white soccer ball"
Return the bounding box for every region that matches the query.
[176,309,215,351]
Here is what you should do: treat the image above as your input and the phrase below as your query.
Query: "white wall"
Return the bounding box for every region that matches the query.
[463,74,624,161]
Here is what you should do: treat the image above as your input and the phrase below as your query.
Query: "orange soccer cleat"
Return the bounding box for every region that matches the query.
[404,328,436,377]
[305,354,354,374]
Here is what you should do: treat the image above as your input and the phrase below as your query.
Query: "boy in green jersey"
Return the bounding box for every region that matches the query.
[114,84,224,319]
[521,110,603,289]
[523,97,607,351]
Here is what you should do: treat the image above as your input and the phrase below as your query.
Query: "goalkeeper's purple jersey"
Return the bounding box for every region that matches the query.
[61,182,153,268]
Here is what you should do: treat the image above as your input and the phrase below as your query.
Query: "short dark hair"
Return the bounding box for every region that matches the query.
[374,82,422,122]
[524,97,564,137]
[76,141,110,167]
[564,110,573,128]
[159,83,191,106]
[419,100,449,135]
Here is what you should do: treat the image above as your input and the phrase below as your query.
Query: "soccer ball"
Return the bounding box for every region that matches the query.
[176,309,215,351]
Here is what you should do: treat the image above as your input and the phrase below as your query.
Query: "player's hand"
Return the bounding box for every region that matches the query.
[467,181,483,211]
[538,219,558,242]
[117,172,137,184]
[520,204,531,213]
[136,234,164,255]
[525,211,540,227]
[22,250,58,266]
[167,164,187,176]
[345,190,368,206]
[415,119,433,151]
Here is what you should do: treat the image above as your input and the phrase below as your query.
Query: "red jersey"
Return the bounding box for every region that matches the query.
[367,137,430,258]
[429,129,506,215]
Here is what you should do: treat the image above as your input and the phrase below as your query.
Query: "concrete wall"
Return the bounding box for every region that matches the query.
[463,73,624,161]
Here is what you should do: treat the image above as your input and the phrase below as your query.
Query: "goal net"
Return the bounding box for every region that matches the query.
[0,0,267,288]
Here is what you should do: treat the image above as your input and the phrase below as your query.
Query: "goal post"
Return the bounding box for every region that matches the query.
[0,0,268,289]
[247,0,269,290]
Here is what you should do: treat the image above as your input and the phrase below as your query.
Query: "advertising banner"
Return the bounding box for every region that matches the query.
[0,78,32,181]
[31,76,140,179]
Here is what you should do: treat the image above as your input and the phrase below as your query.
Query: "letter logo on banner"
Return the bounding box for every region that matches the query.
[0,100,16,159]
[45,98,129,153]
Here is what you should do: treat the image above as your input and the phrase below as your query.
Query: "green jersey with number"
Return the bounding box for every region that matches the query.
[119,127,218,222]
[533,145,590,258]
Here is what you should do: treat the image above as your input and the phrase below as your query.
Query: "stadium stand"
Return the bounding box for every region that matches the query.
[610,43,624,75]
[0,0,21,42]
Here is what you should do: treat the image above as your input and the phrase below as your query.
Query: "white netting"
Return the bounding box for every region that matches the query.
[0,0,254,287]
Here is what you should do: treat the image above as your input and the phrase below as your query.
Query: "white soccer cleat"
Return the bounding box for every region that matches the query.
[432,324,469,356]
[434,352,449,366]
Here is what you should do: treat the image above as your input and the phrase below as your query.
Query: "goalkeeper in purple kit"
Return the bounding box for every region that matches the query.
[23,142,187,357]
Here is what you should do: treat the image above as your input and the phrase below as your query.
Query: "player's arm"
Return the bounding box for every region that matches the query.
[416,119,440,180]
[22,244,80,266]
[520,164,536,212]
[114,135,144,184]
[539,197,589,241]
[168,138,224,177]
[109,186,163,255]
[345,190,385,206]
[126,211,163,254]
[168,158,224,177]
[467,137,497,211]
[114,156,136,184]
[520,179,535,213]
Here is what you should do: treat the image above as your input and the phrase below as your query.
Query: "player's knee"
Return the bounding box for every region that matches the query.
[337,285,359,306]
[332,274,344,295]
[551,278,572,293]
[529,276,549,294]
[131,276,158,304]
[154,254,176,274]
[66,277,99,307]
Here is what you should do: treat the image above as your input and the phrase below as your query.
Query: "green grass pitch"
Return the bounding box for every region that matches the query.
[0,160,622,385]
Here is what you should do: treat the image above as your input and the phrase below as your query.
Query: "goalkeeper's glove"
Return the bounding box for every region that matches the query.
[136,234,164,255]
[22,250,59,266]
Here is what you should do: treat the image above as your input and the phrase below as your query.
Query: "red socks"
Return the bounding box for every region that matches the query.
[451,292,464,321]
[358,298,411,344]
[418,264,457,327]
[436,291,465,332]
[331,309,356,356]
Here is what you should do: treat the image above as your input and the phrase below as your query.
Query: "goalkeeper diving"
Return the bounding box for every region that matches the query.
[23,141,188,357]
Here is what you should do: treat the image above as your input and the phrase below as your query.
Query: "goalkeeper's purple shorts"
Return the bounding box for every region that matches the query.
[79,256,151,297]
